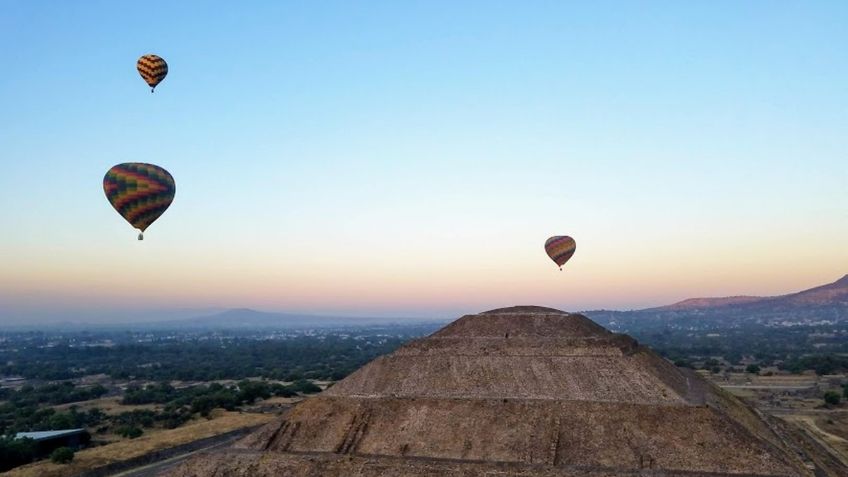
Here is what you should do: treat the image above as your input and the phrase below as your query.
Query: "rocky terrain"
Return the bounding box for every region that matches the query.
[171,306,842,476]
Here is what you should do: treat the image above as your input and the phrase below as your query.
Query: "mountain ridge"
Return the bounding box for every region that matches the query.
[649,274,848,311]
[586,274,848,330]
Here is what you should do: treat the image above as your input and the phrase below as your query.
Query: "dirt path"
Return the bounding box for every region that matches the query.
[111,435,243,477]
[783,414,848,469]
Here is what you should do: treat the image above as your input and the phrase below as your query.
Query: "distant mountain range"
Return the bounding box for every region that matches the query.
[653,274,848,311]
[182,275,847,331]
[586,274,848,330]
[0,308,444,331]
[160,308,438,329]
[4,276,844,331]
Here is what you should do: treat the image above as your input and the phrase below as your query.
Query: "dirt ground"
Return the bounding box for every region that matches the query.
[706,371,848,468]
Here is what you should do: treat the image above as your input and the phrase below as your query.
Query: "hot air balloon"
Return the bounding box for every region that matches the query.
[137,54,168,92]
[544,236,576,270]
[103,163,176,240]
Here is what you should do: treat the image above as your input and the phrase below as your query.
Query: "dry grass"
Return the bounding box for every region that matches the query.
[257,396,304,406]
[818,413,848,441]
[6,411,275,477]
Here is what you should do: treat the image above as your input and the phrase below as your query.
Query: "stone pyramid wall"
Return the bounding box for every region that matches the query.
[173,306,817,477]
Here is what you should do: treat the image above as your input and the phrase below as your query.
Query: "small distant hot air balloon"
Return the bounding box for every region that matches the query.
[544,236,576,270]
[103,163,176,240]
[137,54,168,92]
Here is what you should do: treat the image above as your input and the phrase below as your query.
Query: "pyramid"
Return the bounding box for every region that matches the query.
[172,306,818,476]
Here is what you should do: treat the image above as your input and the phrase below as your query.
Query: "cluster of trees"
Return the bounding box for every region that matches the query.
[0,381,107,407]
[780,355,848,376]
[0,433,86,471]
[123,379,320,420]
[0,328,427,473]
[0,385,107,436]
[109,407,190,438]
[672,354,848,377]
[0,436,36,472]
[632,323,848,376]
[0,378,323,438]
[108,379,323,438]
[0,435,83,471]
[0,378,323,472]
[1,332,410,382]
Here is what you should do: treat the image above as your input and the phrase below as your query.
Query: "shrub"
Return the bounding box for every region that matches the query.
[116,425,143,439]
[50,446,74,464]
[289,379,321,394]
[271,383,296,398]
[745,364,761,375]
[824,391,841,406]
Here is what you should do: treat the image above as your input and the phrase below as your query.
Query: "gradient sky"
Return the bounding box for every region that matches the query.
[1,1,846,324]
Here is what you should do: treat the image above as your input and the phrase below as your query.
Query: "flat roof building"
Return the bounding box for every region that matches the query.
[15,428,89,457]
[15,429,86,442]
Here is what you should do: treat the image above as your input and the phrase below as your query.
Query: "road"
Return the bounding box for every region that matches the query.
[111,434,243,477]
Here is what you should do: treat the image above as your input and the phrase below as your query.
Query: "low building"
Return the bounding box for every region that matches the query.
[15,428,89,457]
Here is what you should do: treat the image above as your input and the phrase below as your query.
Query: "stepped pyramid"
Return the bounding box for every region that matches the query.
[172,306,819,476]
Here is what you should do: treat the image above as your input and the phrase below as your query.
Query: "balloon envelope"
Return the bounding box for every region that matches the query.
[544,236,576,269]
[137,54,168,91]
[104,163,175,236]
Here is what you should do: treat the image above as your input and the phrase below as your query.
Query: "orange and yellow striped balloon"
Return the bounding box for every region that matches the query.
[544,236,576,270]
[137,54,168,92]
[103,163,176,240]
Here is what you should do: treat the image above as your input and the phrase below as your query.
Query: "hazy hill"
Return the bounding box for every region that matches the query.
[586,274,848,331]
[164,308,435,329]
[0,308,442,331]
[656,295,765,311]
[175,308,349,328]
[653,274,848,311]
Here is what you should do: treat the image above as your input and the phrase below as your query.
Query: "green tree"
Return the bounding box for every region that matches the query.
[237,380,271,403]
[290,379,321,394]
[824,391,841,406]
[745,364,761,374]
[50,447,74,464]
[48,412,76,429]
[0,437,36,472]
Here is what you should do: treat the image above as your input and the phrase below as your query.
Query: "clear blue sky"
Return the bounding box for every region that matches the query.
[1,1,846,323]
